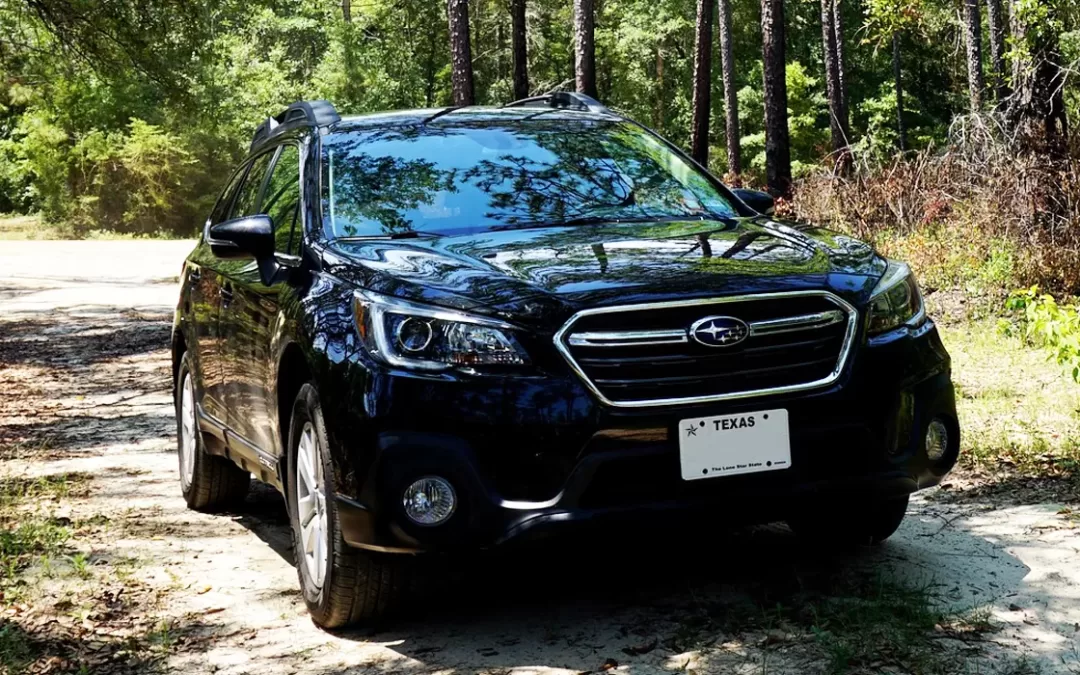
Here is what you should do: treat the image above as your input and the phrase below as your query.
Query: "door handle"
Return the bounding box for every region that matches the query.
[220,284,234,304]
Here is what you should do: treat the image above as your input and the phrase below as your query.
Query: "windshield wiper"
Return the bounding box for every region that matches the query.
[334,230,440,241]
[493,213,730,232]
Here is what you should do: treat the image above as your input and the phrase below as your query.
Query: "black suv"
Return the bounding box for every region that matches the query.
[172,93,958,628]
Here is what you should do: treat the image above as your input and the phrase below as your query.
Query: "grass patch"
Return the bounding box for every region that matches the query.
[0,213,186,240]
[0,473,91,510]
[672,570,995,673]
[873,227,1022,302]
[0,622,35,673]
[0,214,47,240]
[0,474,92,603]
[937,318,1080,503]
[942,321,1080,475]
[0,519,71,602]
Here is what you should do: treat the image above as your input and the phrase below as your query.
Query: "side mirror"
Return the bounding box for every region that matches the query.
[208,215,274,260]
[732,188,776,216]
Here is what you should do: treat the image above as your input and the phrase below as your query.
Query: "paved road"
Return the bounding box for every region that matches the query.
[1,240,1078,674]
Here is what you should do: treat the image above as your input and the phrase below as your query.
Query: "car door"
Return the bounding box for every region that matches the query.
[220,144,303,458]
[187,164,247,425]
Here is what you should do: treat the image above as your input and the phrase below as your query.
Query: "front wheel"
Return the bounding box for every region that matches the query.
[287,383,409,628]
[786,495,910,547]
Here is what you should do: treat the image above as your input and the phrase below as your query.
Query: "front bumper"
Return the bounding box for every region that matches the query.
[323,320,958,553]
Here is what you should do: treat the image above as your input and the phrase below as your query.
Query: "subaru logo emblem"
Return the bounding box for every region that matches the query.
[689,315,750,348]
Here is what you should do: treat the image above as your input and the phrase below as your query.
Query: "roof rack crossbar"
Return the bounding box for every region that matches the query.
[502,91,612,115]
[250,100,341,152]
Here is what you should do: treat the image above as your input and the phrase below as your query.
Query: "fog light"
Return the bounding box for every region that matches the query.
[402,476,456,526]
[926,419,949,462]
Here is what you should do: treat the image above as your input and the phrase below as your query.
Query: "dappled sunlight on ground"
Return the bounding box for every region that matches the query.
[1,242,1079,674]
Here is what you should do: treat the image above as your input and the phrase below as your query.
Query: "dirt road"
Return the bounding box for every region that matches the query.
[2,240,1079,674]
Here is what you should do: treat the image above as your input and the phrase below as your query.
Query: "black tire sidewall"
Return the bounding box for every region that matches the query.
[287,383,340,616]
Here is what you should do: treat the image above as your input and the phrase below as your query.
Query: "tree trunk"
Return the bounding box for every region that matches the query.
[1007,10,1069,154]
[832,0,848,122]
[718,0,741,175]
[342,0,351,23]
[573,0,598,98]
[447,0,475,106]
[425,29,438,107]
[690,0,714,165]
[963,0,984,112]
[820,0,849,164]
[654,43,665,128]
[511,0,529,100]
[986,0,1008,104]
[893,32,907,151]
[760,0,792,196]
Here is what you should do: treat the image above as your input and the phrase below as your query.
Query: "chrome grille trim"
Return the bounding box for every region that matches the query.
[748,309,846,336]
[553,291,859,408]
[567,329,689,348]
[569,309,847,348]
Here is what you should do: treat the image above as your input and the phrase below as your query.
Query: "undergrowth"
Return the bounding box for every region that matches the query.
[792,141,1080,298]
[1001,286,1080,381]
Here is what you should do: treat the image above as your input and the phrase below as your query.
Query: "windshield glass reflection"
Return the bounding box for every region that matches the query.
[322,119,738,239]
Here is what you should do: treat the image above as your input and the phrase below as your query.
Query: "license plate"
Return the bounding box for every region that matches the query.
[679,409,791,481]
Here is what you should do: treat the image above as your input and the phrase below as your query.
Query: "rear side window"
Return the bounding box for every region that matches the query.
[208,167,246,226]
[230,151,274,220]
[262,145,302,256]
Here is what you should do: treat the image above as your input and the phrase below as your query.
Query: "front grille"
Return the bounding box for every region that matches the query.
[554,291,857,407]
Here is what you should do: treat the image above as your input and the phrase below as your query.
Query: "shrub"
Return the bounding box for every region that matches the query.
[791,130,1080,295]
[68,119,197,236]
[1001,286,1080,381]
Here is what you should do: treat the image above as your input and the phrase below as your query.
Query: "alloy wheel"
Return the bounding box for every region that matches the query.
[179,374,197,490]
[296,421,328,590]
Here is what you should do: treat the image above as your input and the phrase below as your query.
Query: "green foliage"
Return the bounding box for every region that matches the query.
[853,82,944,158]
[1002,287,1080,382]
[0,0,1068,236]
[738,61,830,181]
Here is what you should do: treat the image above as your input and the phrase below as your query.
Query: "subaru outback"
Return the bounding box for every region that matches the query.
[171,93,959,628]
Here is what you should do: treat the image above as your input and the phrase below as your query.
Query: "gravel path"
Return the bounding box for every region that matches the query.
[1,240,1078,674]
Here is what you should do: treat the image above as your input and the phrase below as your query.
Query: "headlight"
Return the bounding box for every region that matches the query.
[867,261,925,334]
[353,290,529,371]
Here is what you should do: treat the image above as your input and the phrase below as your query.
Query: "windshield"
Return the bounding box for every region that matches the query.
[322,118,739,239]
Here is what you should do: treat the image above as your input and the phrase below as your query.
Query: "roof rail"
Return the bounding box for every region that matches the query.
[502,91,613,115]
[250,100,341,152]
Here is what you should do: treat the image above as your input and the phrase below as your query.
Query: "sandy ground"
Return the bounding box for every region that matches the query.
[2,240,1080,674]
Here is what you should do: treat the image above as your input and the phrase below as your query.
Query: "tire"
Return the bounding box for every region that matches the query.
[176,352,250,511]
[786,494,910,548]
[287,383,409,629]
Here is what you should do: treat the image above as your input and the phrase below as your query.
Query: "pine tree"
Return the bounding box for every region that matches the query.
[761,0,792,195]
[963,0,985,111]
[573,0,598,97]
[893,32,907,151]
[690,0,714,165]
[718,0,741,175]
[447,0,475,106]
[821,0,850,163]
[986,0,1009,103]
[511,0,529,100]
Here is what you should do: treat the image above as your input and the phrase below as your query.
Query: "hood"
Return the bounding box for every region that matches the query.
[324,218,886,328]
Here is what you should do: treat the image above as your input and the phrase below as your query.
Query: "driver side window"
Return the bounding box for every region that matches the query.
[208,167,246,227]
[229,151,274,221]
[261,145,302,257]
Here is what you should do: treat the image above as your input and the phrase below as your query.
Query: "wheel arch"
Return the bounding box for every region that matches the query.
[171,327,188,401]
[276,342,312,486]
